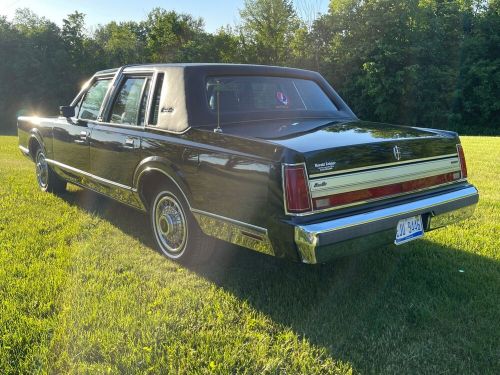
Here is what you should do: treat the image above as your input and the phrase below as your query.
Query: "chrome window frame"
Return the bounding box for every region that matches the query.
[99,70,156,129]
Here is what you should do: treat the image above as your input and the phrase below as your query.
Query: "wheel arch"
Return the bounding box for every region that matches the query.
[28,130,46,161]
[133,156,193,211]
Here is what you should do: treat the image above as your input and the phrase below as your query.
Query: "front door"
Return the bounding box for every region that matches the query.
[88,74,153,207]
[52,77,112,183]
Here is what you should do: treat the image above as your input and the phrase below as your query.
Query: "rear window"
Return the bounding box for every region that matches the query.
[206,76,337,113]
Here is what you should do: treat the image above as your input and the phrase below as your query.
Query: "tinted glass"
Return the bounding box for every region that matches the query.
[206,76,337,113]
[149,73,164,126]
[109,77,151,125]
[79,79,111,120]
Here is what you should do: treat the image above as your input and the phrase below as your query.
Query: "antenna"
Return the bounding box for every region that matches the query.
[214,80,223,133]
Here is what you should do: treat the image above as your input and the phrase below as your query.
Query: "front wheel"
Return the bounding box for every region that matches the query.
[150,186,214,264]
[35,148,66,193]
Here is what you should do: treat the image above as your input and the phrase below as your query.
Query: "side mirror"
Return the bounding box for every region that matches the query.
[59,106,75,118]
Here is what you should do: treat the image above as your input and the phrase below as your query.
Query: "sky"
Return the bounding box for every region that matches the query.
[0,0,328,33]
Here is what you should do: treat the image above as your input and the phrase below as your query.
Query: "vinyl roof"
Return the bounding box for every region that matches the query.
[95,63,315,75]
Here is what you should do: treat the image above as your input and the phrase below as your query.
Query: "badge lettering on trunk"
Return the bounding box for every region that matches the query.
[314,161,336,172]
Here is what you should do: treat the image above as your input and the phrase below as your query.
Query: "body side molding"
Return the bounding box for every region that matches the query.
[191,209,274,256]
[46,159,134,191]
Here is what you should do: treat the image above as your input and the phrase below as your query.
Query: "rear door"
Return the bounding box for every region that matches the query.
[88,72,154,204]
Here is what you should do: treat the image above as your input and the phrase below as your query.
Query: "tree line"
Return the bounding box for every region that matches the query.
[0,0,498,134]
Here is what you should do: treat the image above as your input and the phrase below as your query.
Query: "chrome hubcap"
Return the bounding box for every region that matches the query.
[154,194,187,255]
[36,152,48,188]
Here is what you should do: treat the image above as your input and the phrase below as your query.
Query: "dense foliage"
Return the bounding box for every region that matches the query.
[0,0,498,134]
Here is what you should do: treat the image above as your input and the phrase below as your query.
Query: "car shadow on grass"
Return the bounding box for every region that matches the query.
[59,187,499,374]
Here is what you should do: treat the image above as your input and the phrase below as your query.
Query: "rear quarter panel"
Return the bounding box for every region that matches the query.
[139,128,298,259]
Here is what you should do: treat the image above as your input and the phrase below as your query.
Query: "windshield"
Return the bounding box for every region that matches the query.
[206,76,338,113]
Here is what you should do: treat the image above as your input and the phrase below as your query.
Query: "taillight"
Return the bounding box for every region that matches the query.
[284,165,312,214]
[456,144,468,179]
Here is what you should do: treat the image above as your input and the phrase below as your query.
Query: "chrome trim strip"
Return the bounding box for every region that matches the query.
[92,121,145,131]
[19,145,30,155]
[310,157,460,198]
[456,144,465,179]
[191,209,268,235]
[287,180,467,217]
[69,179,146,212]
[145,126,192,135]
[295,185,478,264]
[135,167,190,208]
[45,159,135,191]
[191,209,274,256]
[309,153,458,178]
[143,71,157,126]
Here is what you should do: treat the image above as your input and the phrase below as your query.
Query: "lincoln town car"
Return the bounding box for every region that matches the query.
[17,64,479,264]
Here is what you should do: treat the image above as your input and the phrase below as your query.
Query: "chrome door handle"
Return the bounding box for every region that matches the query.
[124,138,135,148]
[74,131,89,144]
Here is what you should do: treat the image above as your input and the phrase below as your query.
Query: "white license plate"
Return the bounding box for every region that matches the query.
[395,215,424,245]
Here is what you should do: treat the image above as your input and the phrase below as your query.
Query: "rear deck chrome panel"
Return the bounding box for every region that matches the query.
[309,156,461,198]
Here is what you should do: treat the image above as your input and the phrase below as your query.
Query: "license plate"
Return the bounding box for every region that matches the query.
[395,215,424,245]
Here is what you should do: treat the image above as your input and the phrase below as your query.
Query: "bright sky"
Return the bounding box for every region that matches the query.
[0,0,328,33]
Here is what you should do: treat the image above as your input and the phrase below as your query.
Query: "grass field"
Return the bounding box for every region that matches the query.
[0,135,499,374]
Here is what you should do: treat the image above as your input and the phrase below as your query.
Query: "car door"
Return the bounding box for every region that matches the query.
[88,73,154,206]
[52,77,112,183]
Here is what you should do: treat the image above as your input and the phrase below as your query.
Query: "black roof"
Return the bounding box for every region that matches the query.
[96,63,317,76]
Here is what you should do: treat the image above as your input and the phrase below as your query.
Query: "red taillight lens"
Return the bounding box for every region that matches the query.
[456,144,468,179]
[284,165,311,214]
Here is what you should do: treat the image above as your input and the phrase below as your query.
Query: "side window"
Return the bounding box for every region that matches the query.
[109,76,151,126]
[149,73,164,126]
[79,79,111,120]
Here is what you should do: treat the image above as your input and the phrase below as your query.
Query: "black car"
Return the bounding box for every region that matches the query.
[17,63,479,264]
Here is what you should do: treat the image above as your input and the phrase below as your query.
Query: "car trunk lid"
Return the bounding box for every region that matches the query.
[218,118,463,214]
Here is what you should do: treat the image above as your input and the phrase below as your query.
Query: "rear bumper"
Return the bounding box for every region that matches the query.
[294,185,479,264]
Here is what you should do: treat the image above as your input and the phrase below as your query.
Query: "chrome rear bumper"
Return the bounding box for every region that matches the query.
[294,185,479,264]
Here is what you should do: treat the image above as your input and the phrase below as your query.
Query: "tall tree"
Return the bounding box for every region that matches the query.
[62,11,85,67]
[145,8,204,62]
[93,21,147,66]
[451,0,500,133]
[239,0,300,64]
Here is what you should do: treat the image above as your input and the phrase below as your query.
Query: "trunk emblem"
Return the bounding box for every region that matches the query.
[313,181,327,188]
[393,145,402,161]
[314,161,336,172]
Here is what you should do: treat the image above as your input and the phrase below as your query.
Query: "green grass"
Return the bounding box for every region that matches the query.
[0,135,499,374]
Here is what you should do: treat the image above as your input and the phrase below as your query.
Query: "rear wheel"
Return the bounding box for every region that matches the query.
[35,148,66,193]
[150,185,214,264]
